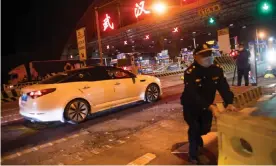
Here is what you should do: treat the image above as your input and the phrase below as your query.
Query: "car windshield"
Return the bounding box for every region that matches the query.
[40,73,70,84]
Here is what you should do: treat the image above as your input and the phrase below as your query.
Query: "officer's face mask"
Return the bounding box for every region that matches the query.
[196,50,214,68]
[199,56,214,68]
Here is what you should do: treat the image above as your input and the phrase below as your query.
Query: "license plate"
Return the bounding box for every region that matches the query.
[22,94,28,102]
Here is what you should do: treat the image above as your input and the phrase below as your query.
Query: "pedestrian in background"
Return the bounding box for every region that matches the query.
[180,44,237,164]
[236,43,251,86]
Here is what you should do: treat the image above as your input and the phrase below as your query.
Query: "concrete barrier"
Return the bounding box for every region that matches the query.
[217,108,276,164]
[233,87,262,108]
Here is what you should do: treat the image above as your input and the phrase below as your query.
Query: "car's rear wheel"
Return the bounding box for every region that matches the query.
[145,84,160,103]
[64,99,89,124]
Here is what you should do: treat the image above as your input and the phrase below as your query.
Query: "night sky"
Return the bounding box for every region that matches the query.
[2,0,95,84]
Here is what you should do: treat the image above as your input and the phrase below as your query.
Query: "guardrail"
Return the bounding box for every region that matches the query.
[149,69,184,77]
[3,81,39,91]
[1,89,21,103]
[214,56,236,73]
[2,72,62,91]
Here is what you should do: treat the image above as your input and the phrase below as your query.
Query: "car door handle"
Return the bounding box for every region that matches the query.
[114,82,120,85]
[83,86,90,89]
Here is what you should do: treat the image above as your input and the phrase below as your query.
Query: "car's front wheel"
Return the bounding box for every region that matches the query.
[145,83,160,103]
[64,99,89,124]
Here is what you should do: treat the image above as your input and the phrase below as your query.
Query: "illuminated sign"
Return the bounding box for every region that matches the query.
[135,1,151,18]
[198,3,221,17]
[103,14,114,31]
[145,35,150,39]
[76,27,87,61]
[124,41,128,45]
[107,45,110,49]
[172,27,179,32]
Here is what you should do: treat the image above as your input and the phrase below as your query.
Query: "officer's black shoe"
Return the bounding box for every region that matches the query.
[188,156,201,165]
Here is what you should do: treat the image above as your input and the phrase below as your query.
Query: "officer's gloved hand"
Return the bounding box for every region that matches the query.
[208,105,220,118]
[226,104,238,112]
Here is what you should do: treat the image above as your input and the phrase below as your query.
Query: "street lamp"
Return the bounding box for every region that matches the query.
[152,2,167,14]
[268,37,274,42]
[259,31,266,39]
[192,32,196,49]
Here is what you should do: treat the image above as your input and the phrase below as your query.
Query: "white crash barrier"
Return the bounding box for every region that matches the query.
[217,109,276,165]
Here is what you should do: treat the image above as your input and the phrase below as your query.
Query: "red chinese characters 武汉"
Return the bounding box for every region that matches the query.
[103,14,114,31]
[135,1,150,18]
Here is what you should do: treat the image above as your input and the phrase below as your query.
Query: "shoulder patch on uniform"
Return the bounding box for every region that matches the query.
[185,65,194,74]
[195,78,201,82]
[186,69,193,74]
[212,76,219,80]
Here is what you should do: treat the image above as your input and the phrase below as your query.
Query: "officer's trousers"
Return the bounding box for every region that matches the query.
[183,108,213,159]
[237,68,249,86]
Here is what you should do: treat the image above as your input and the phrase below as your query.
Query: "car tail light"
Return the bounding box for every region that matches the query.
[27,88,56,99]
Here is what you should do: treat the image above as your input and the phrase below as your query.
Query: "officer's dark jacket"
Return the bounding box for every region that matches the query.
[236,49,250,69]
[181,62,234,114]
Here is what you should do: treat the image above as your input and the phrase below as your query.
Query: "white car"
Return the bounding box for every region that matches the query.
[19,66,162,124]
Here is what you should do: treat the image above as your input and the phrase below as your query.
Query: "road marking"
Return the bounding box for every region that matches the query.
[1,113,20,118]
[128,153,156,165]
[68,134,79,139]
[54,138,67,144]
[80,131,90,135]
[32,147,39,151]
[1,116,24,125]
[1,131,92,162]
[117,140,126,144]
[90,149,100,155]
[1,107,19,113]
[21,148,34,155]
[2,154,18,161]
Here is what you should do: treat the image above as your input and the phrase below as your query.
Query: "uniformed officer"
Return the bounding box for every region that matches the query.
[180,44,237,164]
[236,43,251,86]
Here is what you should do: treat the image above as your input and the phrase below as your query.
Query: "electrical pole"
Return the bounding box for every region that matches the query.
[95,8,103,66]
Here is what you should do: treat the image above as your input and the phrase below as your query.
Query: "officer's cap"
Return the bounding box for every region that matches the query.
[193,44,217,57]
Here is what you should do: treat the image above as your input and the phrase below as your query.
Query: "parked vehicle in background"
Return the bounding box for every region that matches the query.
[7,59,112,86]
